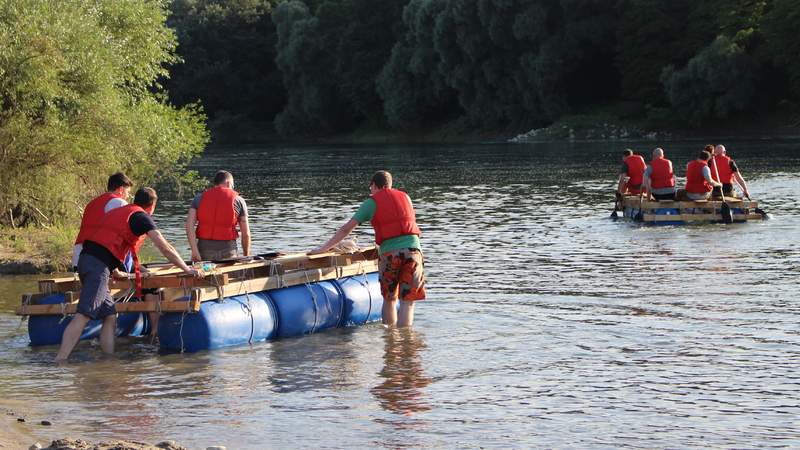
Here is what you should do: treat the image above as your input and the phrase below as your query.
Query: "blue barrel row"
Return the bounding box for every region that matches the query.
[28,272,383,352]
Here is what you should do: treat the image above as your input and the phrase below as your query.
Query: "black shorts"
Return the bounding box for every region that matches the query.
[653,192,676,201]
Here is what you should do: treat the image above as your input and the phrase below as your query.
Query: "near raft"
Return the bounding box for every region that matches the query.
[17,247,383,352]
[618,195,767,225]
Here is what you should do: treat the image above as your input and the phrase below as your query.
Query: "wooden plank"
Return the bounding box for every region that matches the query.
[642,213,763,222]
[108,273,230,290]
[190,260,379,303]
[622,196,756,210]
[16,298,202,315]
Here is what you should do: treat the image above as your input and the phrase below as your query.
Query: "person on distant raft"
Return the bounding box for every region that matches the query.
[643,147,676,201]
[684,150,723,201]
[617,149,647,196]
[185,170,250,262]
[309,170,426,327]
[72,172,134,272]
[711,144,750,199]
[56,188,203,362]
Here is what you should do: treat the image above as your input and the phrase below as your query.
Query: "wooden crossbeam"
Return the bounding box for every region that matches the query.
[36,247,378,293]
[642,213,763,222]
[189,260,378,304]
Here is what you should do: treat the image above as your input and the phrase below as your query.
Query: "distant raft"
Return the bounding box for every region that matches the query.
[17,247,383,352]
[617,195,767,225]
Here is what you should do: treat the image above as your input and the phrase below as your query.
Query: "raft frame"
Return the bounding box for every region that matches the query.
[619,195,765,225]
[17,247,379,317]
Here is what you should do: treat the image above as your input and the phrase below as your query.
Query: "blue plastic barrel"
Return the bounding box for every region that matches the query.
[156,274,383,352]
[157,292,278,352]
[336,272,383,326]
[28,293,147,346]
[269,280,344,338]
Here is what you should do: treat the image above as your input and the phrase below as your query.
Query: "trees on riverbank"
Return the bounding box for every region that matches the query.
[0,0,208,228]
[166,0,800,140]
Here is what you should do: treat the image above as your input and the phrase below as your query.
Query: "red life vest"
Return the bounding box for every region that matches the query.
[650,157,675,189]
[74,192,125,245]
[711,154,734,184]
[86,204,147,297]
[685,160,713,194]
[624,155,647,186]
[196,186,239,241]
[370,188,421,245]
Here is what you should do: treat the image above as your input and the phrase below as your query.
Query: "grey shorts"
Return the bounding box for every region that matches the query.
[198,239,238,261]
[76,253,116,320]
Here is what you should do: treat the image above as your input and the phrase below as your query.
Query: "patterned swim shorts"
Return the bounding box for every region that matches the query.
[378,248,426,302]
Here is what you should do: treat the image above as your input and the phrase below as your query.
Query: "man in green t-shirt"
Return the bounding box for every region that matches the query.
[310,171,425,327]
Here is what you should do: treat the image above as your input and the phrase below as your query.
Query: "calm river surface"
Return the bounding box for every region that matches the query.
[1,140,799,448]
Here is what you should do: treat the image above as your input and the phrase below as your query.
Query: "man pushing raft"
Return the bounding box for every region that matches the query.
[310,170,426,328]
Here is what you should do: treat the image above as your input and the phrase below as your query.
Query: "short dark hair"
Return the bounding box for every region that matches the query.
[623,149,633,157]
[213,170,233,185]
[704,144,714,153]
[133,187,157,208]
[371,170,392,189]
[699,151,712,161]
[107,172,133,191]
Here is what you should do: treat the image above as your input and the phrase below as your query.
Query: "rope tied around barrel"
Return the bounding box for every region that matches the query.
[303,270,321,334]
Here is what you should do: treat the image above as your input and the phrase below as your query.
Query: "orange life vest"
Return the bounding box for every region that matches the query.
[370,188,421,245]
[650,157,675,189]
[74,192,125,245]
[196,186,239,241]
[685,160,713,194]
[86,204,147,297]
[624,155,647,186]
[711,154,734,184]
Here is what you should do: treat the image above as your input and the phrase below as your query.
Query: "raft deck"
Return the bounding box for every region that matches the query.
[620,196,765,223]
[17,247,379,317]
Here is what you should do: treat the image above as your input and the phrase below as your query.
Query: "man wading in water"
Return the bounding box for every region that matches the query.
[310,171,426,327]
[55,188,203,362]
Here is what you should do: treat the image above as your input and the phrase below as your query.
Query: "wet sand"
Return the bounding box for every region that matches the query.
[2,401,189,450]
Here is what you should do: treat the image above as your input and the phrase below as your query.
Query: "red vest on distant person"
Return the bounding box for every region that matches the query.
[650,157,675,189]
[685,160,713,194]
[74,192,125,245]
[711,154,734,184]
[196,186,239,241]
[370,188,421,245]
[85,204,147,296]
[624,155,647,186]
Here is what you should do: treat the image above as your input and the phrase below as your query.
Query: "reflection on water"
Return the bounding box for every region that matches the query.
[372,328,431,417]
[1,140,799,448]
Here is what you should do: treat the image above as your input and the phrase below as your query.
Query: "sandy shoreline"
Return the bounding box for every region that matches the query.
[1,401,190,450]
[1,400,48,449]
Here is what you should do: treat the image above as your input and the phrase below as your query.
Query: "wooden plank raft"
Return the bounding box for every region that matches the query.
[621,196,758,210]
[17,247,379,316]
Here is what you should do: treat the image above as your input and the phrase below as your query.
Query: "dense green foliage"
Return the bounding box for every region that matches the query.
[163,0,800,139]
[165,0,282,141]
[0,0,208,227]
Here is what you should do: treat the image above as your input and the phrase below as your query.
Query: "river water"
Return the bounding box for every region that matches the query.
[1,140,799,448]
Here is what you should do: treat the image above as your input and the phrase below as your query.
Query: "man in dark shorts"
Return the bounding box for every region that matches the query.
[711,144,751,198]
[185,170,250,261]
[310,171,425,327]
[55,188,203,362]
